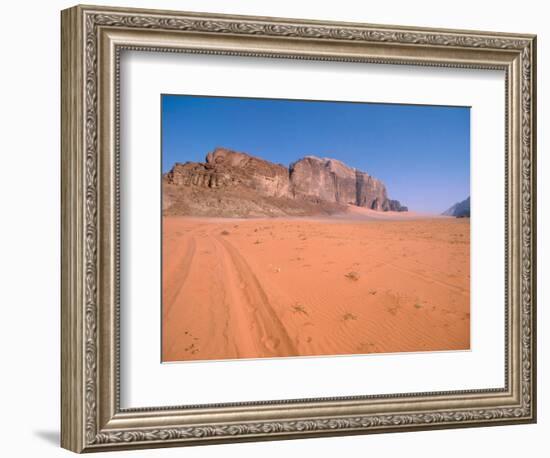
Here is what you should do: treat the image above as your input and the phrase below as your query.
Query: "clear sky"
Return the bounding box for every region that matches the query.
[161,94,470,213]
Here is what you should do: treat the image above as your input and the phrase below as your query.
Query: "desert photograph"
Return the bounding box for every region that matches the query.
[161,95,471,362]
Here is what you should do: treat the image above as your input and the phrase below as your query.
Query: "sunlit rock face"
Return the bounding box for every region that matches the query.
[164,147,407,217]
[289,155,406,211]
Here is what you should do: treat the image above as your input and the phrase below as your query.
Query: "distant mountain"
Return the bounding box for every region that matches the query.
[442,196,470,218]
[163,147,408,218]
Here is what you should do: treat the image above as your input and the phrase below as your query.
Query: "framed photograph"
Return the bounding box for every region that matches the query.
[61,4,537,453]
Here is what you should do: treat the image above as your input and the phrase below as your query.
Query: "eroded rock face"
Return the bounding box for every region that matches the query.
[206,147,290,197]
[163,147,407,216]
[289,155,407,211]
[355,171,386,210]
[289,156,357,204]
[165,147,290,197]
[388,199,408,212]
[164,162,231,188]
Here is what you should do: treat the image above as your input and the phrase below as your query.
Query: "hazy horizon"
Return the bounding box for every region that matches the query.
[162,94,470,213]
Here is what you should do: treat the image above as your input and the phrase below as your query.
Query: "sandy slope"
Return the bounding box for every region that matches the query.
[162,215,470,362]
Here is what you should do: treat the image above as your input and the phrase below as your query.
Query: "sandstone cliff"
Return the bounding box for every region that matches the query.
[163,147,407,217]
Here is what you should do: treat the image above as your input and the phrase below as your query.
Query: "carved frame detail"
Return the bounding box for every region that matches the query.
[61,5,536,453]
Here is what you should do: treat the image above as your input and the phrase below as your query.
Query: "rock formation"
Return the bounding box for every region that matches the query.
[442,196,470,218]
[165,148,290,196]
[163,147,407,217]
[288,155,407,212]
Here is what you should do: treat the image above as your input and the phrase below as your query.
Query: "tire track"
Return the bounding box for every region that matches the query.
[386,262,468,296]
[212,234,298,358]
[163,236,197,316]
[353,250,468,296]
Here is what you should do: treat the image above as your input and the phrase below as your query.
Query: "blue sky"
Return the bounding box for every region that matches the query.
[162,95,470,213]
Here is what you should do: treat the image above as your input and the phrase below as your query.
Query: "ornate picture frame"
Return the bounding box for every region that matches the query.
[61,4,536,453]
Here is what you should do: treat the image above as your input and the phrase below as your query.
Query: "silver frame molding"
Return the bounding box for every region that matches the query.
[61,4,537,453]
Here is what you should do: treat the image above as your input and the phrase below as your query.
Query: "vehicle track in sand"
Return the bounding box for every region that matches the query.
[163,236,197,316]
[163,222,297,360]
[162,216,470,361]
[211,231,297,358]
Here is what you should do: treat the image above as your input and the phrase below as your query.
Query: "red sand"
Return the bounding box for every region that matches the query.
[162,216,470,362]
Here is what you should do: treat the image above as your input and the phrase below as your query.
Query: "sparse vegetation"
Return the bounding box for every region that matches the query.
[291,304,309,316]
[345,271,360,281]
[387,305,400,316]
[220,230,230,236]
[342,312,358,321]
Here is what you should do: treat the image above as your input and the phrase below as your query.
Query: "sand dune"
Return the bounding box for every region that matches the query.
[162,215,470,362]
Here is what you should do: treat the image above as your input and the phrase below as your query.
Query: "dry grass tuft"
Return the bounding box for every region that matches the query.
[345,271,360,281]
[342,312,358,321]
[291,304,309,316]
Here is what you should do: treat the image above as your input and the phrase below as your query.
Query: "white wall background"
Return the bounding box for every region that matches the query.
[0,0,546,456]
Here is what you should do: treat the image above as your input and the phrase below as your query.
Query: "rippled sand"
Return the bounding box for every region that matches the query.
[162,215,470,362]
